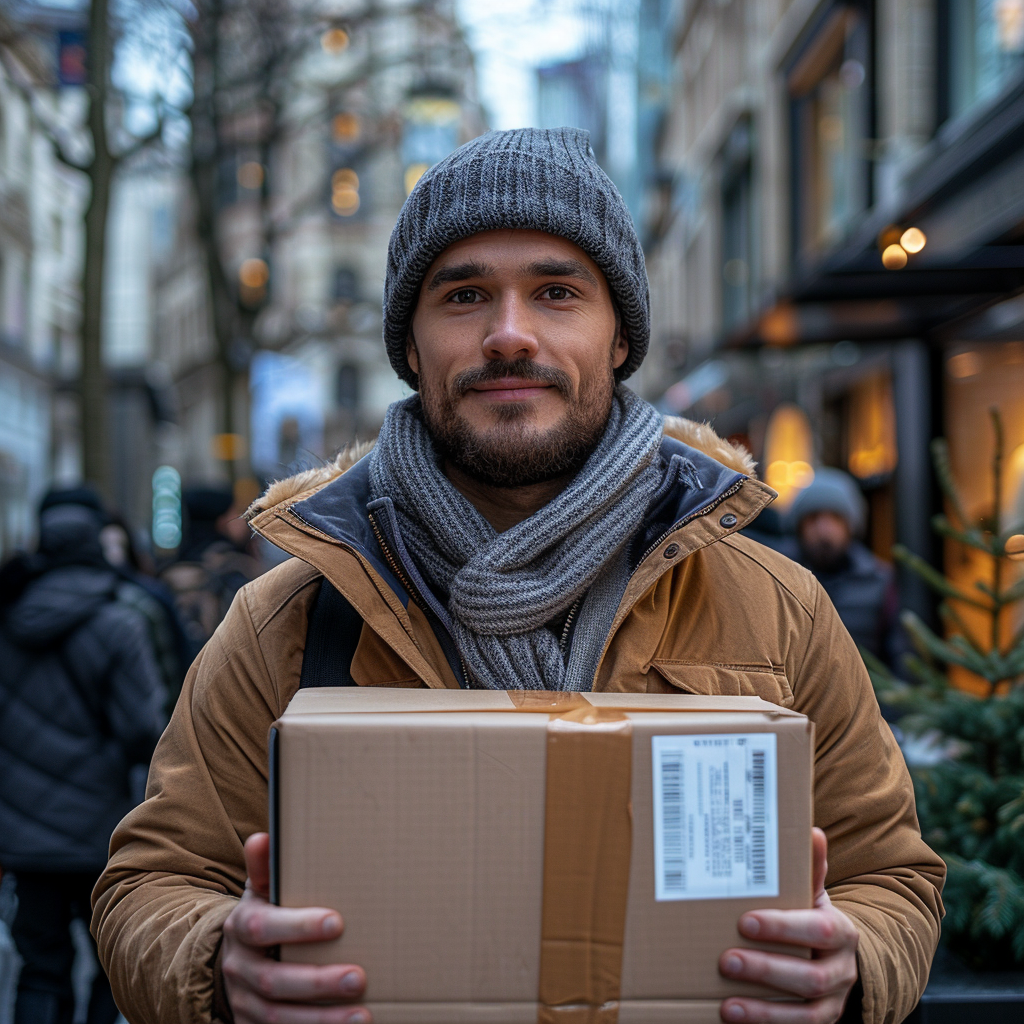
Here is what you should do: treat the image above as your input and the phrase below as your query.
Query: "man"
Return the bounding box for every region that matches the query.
[0,491,165,1024]
[93,129,943,1024]
[783,469,906,671]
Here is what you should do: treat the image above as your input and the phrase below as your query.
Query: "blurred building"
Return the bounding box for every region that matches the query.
[0,12,86,559]
[153,0,485,501]
[645,0,1024,620]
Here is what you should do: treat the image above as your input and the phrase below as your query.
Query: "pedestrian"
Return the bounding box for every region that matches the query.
[783,468,907,671]
[0,489,165,1024]
[93,128,943,1024]
[159,486,262,658]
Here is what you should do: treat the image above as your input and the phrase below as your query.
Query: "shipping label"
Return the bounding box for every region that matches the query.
[651,733,779,901]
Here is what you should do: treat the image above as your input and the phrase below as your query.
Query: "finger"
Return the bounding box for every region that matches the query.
[721,995,843,1024]
[226,900,343,947]
[226,956,366,1003]
[737,908,855,950]
[229,987,371,1024]
[245,833,272,899]
[811,828,828,899]
[720,948,856,1001]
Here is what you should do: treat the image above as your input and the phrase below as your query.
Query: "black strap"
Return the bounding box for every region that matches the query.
[299,577,363,687]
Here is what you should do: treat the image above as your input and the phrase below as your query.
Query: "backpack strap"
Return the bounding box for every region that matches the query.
[299,576,363,687]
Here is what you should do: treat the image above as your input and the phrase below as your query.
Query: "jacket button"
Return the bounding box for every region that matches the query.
[719,513,738,529]
[664,543,680,558]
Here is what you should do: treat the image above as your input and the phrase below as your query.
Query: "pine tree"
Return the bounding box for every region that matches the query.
[865,409,1024,969]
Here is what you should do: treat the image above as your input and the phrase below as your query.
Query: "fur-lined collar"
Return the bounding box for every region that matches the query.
[246,416,756,521]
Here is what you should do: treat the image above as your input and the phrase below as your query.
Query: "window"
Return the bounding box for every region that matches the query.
[789,6,872,263]
[948,0,1024,118]
[721,121,756,333]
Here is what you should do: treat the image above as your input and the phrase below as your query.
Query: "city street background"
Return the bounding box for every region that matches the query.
[1,0,1024,1021]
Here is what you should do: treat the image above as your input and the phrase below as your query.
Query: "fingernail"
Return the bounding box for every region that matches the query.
[322,914,341,937]
[340,971,362,996]
[723,1005,745,1022]
[740,915,760,937]
[723,955,742,975]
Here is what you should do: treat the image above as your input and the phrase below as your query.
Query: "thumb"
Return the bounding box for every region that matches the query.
[811,827,829,901]
[244,832,272,900]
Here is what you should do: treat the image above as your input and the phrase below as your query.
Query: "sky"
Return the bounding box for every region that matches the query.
[456,0,591,130]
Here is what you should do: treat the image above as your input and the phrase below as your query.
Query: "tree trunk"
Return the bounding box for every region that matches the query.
[80,0,113,495]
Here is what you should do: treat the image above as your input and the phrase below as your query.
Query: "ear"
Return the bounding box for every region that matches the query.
[611,323,629,371]
[406,333,420,376]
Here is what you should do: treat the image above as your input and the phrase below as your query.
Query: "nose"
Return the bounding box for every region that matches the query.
[482,293,539,362]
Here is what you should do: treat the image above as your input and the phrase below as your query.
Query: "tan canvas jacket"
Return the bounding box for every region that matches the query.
[92,420,945,1024]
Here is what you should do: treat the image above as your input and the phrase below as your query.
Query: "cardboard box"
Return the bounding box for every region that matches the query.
[270,689,814,1024]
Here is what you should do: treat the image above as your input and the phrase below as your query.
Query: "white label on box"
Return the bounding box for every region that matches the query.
[651,733,779,901]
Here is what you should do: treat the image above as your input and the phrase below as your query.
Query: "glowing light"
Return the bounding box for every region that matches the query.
[236,162,264,190]
[331,188,360,215]
[847,373,898,479]
[759,303,799,345]
[151,465,181,551]
[882,244,908,270]
[212,433,247,461]
[321,28,350,54]
[996,0,1024,52]
[404,162,429,195]
[332,168,359,190]
[763,404,816,509]
[900,227,927,254]
[332,112,361,142]
[948,351,982,379]
[238,258,269,289]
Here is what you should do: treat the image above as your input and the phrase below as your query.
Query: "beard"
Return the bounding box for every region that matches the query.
[800,537,850,573]
[417,355,615,488]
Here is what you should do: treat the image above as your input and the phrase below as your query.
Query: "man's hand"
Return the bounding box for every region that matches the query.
[221,833,370,1023]
[718,828,859,1023]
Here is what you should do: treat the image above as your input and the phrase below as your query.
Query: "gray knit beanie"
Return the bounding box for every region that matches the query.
[383,127,650,389]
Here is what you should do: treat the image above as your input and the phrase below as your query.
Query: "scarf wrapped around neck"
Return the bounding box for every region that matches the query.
[367,386,664,690]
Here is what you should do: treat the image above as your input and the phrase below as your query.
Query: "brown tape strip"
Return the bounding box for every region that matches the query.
[537,710,633,1024]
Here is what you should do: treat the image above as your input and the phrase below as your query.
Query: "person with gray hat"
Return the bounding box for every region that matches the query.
[92,129,941,1024]
[782,468,906,670]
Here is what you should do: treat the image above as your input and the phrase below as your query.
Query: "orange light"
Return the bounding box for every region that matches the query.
[332,112,361,142]
[881,244,908,270]
[211,433,247,461]
[759,303,799,346]
[763,404,816,509]
[238,258,269,288]
[236,162,264,190]
[331,187,360,215]
[948,351,982,378]
[321,28,349,54]
[900,227,926,254]
[332,168,359,190]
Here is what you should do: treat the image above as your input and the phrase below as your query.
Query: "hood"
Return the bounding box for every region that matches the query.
[3,565,119,649]
[246,419,754,520]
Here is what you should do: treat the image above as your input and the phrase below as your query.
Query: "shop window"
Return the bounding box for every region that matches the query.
[948,0,1024,119]
[846,372,898,481]
[721,121,756,333]
[788,5,872,265]
[944,341,1024,692]
[762,403,816,510]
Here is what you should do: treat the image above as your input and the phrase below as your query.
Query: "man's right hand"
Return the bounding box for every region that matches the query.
[221,832,370,1023]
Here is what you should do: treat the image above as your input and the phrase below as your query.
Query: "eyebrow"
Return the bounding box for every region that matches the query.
[426,260,496,291]
[522,258,599,287]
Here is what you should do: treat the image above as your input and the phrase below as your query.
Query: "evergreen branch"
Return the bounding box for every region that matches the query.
[931,438,972,530]
[932,514,992,553]
[893,546,991,609]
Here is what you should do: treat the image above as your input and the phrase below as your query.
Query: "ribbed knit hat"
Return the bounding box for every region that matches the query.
[383,127,650,389]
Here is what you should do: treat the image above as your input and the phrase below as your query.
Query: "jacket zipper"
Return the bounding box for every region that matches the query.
[559,596,583,656]
[368,510,471,689]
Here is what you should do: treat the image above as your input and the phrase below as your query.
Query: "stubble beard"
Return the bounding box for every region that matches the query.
[417,356,616,488]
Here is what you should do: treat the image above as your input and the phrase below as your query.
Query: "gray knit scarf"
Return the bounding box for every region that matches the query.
[367,386,664,690]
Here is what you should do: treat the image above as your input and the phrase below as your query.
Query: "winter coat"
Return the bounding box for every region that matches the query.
[0,564,166,873]
[91,420,945,1024]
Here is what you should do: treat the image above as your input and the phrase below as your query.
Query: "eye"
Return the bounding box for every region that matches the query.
[450,288,481,304]
[542,285,573,301]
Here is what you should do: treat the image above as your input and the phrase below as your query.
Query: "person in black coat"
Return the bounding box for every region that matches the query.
[0,493,165,1024]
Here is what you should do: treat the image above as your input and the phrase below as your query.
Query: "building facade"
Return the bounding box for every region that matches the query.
[645,0,1024,629]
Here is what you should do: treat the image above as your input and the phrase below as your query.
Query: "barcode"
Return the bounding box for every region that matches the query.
[660,753,685,894]
[750,749,766,885]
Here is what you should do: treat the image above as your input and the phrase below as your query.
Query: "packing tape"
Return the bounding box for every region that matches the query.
[537,704,633,1024]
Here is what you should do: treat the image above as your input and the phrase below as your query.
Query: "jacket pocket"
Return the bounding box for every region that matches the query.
[649,660,794,708]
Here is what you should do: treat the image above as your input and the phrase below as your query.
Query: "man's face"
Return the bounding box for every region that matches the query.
[798,510,852,571]
[408,229,629,487]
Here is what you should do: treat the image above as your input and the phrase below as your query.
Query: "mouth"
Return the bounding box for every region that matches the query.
[467,378,556,401]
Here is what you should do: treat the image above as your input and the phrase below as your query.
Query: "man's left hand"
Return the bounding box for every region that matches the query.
[718,827,859,1023]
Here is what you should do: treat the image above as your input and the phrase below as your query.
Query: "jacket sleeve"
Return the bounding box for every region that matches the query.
[103,603,167,764]
[792,582,945,1024]
[91,584,289,1024]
